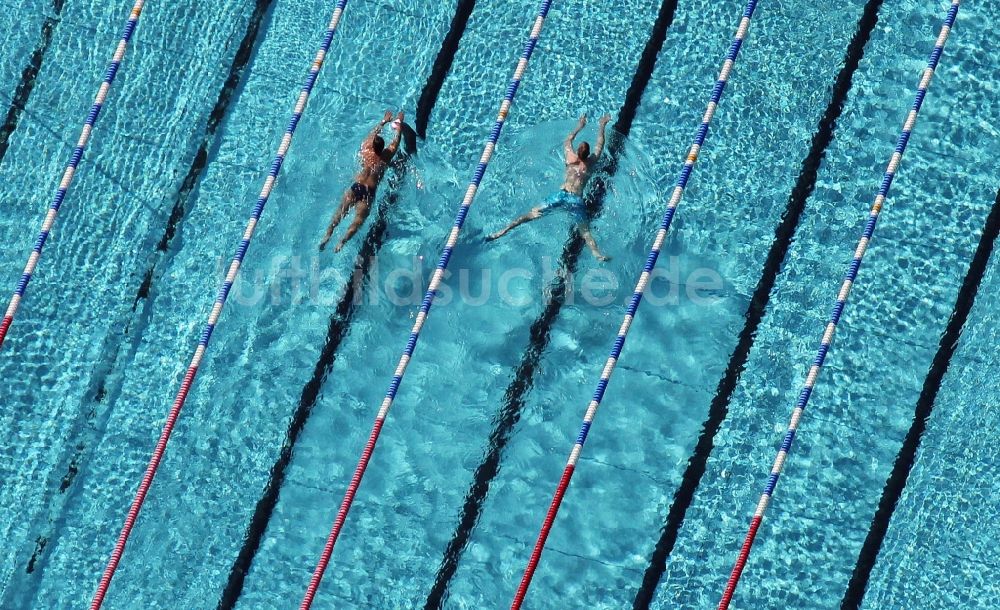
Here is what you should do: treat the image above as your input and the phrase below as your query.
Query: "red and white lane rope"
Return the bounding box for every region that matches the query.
[88,1,351,607]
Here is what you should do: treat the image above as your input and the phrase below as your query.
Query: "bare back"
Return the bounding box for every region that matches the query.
[561,154,595,195]
[355,145,392,189]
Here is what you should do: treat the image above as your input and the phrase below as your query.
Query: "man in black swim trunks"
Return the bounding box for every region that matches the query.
[320,110,404,252]
[487,113,611,262]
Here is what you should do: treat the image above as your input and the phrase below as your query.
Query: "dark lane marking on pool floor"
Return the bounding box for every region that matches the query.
[61,0,281,420]
[840,186,1000,610]
[152,0,281,257]
[19,0,278,583]
[216,3,478,607]
[215,162,409,610]
[424,1,679,607]
[416,0,477,139]
[86,0,278,415]
[630,1,885,605]
[0,0,65,167]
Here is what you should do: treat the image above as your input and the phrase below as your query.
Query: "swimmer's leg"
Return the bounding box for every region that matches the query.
[320,191,356,250]
[486,207,545,241]
[578,222,610,262]
[334,198,373,252]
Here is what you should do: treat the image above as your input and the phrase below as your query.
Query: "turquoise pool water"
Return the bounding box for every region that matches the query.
[0,0,997,608]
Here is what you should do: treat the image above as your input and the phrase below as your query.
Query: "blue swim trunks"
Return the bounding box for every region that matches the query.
[539,189,587,221]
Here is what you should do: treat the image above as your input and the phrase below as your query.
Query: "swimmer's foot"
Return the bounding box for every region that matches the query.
[334,241,346,253]
[485,229,506,241]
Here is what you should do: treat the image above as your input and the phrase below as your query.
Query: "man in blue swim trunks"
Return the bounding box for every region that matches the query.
[320,110,404,252]
[487,113,611,261]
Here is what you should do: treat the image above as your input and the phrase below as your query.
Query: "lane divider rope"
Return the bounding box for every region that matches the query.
[297,1,554,607]
[717,2,960,608]
[0,0,146,350]
[88,1,351,607]
[509,2,759,608]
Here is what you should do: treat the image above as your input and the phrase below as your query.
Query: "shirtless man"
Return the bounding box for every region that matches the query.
[320,110,404,252]
[486,113,611,261]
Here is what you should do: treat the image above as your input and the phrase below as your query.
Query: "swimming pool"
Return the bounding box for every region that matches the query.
[0,0,997,607]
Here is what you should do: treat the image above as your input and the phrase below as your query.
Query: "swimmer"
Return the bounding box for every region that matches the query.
[486,113,612,262]
[320,110,404,252]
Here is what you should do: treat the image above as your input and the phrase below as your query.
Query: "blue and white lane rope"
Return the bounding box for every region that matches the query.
[297,2,553,607]
[510,2,759,608]
[0,0,146,350]
[89,2,351,608]
[717,3,960,608]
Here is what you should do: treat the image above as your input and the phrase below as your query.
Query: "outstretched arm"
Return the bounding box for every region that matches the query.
[594,114,611,158]
[366,110,394,147]
[384,111,404,158]
[564,114,587,157]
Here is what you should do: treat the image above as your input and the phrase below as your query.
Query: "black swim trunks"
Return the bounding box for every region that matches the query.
[350,182,375,202]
